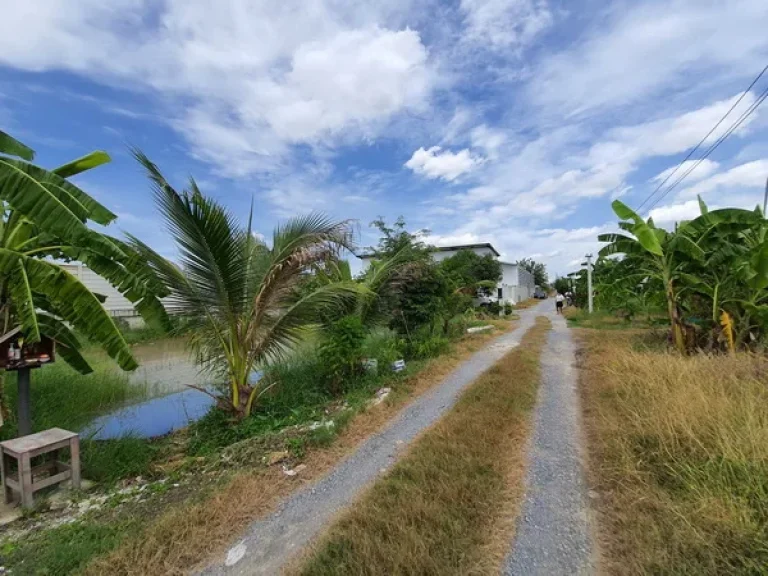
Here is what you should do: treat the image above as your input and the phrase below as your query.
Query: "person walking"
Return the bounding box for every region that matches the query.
[556,292,565,314]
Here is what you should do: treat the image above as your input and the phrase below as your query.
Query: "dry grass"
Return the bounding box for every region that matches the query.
[295,317,551,576]
[578,329,768,574]
[81,323,518,576]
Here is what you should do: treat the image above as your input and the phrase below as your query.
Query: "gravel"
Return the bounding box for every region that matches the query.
[503,307,596,575]
[199,305,546,576]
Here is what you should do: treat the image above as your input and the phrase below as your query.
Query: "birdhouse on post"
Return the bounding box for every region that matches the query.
[0,328,56,436]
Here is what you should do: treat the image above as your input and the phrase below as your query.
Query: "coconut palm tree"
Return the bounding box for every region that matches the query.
[130,152,364,419]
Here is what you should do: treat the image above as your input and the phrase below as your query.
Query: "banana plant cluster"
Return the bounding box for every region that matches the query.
[0,130,171,382]
[597,198,767,353]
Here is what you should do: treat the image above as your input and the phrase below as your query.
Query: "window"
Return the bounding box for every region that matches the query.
[497,287,503,299]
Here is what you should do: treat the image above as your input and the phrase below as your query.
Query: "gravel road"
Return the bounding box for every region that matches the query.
[199,304,546,576]
[504,307,596,575]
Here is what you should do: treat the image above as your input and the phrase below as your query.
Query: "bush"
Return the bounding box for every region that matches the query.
[320,315,366,394]
[503,303,514,316]
[409,336,450,359]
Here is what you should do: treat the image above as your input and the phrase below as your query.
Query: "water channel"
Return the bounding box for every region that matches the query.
[82,341,263,441]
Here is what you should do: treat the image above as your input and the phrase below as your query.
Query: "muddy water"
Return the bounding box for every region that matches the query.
[127,339,209,396]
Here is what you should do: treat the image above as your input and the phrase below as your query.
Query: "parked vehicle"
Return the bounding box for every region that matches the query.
[533,286,547,299]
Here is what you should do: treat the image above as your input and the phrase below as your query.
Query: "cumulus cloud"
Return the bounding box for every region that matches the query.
[405,146,483,181]
[648,200,704,224]
[0,1,434,176]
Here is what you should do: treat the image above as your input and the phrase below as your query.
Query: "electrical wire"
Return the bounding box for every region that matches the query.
[646,84,768,211]
[635,63,768,212]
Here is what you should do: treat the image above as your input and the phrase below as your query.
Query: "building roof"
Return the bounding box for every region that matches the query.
[358,242,500,259]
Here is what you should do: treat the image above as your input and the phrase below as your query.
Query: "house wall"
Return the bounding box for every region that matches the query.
[60,263,136,314]
[429,246,497,263]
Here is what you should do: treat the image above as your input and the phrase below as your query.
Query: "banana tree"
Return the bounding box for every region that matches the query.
[598,200,706,353]
[0,131,170,432]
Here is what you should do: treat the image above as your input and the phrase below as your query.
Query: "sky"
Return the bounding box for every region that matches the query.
[2,0,768,277]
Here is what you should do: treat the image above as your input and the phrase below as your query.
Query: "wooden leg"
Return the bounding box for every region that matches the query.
[3,453,13,504]
[69,437,81,490]
[19,453,33,509]
[0,450,7,504]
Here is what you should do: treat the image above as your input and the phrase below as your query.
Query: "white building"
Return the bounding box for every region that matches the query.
[360,242,535,304]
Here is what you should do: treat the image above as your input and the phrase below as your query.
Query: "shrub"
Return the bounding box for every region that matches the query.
[503,303,514,316]
[320,315,366,394]
[410,336,450,359]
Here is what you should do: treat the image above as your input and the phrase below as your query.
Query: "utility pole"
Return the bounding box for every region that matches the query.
[586,254,594,314]
[763,176,768,217]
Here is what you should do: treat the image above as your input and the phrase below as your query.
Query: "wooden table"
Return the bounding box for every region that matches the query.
[0,428,80,508]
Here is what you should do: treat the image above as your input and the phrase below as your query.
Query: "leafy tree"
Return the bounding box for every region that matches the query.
[519,258,549,288]
[439,250,502,293]
[0,131,169,422]
[553,277,570,294]
[368,216,431,260]
[130,153,364,419]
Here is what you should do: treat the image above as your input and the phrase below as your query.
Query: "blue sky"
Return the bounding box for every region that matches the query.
[2,0,768,276]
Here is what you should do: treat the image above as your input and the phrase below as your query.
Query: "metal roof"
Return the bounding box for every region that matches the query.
[358,242,500,259]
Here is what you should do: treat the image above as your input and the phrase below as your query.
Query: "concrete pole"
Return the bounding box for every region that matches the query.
[763,176,768,217]
[586,254,594,314]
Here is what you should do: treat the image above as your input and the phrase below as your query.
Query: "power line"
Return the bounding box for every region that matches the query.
[635,63,768,213]
[646,84,768,212]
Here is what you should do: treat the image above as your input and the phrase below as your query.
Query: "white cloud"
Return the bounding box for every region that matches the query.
[460,0,553,50]
[405,146,483,181]
[0,1,434,177]
[652,159,719,184]
[470,124,507,158]
[527,0,768,118]
[677,159,768,199]
[647,200,703,224]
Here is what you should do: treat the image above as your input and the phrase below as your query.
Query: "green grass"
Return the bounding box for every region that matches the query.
[1,362,145,439]
[2,518,140,576]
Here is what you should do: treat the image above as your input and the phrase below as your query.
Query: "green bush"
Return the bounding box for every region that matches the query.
[320,315,366,394]
[504,303,514,316]
[486,301,502,316]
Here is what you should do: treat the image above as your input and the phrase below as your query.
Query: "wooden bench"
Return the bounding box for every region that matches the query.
[0,428,80,508]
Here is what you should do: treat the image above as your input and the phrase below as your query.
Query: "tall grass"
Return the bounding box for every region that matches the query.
[297,317,550,575]
[580,330,768,573]
[1,356,154,483]
[1,363,145,439]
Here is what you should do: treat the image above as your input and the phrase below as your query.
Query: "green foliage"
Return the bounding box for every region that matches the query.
[519,258,549,288]
[131,152,365,418]
[503,302,514,316]
[553,277,570,294]
[0,132,170,382]
[439,249,501,289]
[81,437,158,483]
[0,361,145,439]
[4,519,136,576]
[389,261,451,336]
[594,195,768,352]
[320,315,366,393]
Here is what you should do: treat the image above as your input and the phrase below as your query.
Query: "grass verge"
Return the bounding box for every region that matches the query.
[74,321,520,576]
[578,328,768,574]
[295,316,551,575]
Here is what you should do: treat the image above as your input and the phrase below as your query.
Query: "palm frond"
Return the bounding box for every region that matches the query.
[0,130,34,161]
